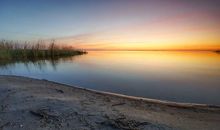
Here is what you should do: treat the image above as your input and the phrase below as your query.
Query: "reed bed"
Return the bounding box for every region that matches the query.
[0,40,87,60]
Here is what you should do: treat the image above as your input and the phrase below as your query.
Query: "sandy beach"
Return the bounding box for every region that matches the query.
[0,75,220,130]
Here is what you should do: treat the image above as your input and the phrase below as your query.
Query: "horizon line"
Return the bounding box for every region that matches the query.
[82,49,220,52]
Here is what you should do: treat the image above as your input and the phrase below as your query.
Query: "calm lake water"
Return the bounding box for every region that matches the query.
[1,51,220,105]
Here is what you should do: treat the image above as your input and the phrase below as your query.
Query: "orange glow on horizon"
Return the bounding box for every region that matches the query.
[74,43,220,51]
[56,10,220,51]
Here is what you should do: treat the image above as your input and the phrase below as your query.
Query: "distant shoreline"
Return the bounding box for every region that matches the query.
[0,75,219,130]
[84,49,219,52]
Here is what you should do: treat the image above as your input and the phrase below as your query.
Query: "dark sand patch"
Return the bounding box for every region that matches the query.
[0,75,220,130]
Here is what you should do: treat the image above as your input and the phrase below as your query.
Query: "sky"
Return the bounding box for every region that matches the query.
[0,0,220,50]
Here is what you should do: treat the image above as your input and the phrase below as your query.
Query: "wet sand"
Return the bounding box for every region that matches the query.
[0,75,220,130]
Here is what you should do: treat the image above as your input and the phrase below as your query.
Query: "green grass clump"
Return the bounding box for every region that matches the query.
[0,40,87,60]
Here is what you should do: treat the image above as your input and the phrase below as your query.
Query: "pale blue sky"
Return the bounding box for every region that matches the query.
[0,0,220,50]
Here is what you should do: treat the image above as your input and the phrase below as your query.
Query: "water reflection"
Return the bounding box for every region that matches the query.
[0,51,220,105]
[0,56,79,72]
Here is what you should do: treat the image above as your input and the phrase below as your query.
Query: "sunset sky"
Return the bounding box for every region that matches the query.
[0,0,220,50]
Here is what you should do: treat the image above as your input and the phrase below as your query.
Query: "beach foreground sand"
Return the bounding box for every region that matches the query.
[0,76,219,130]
